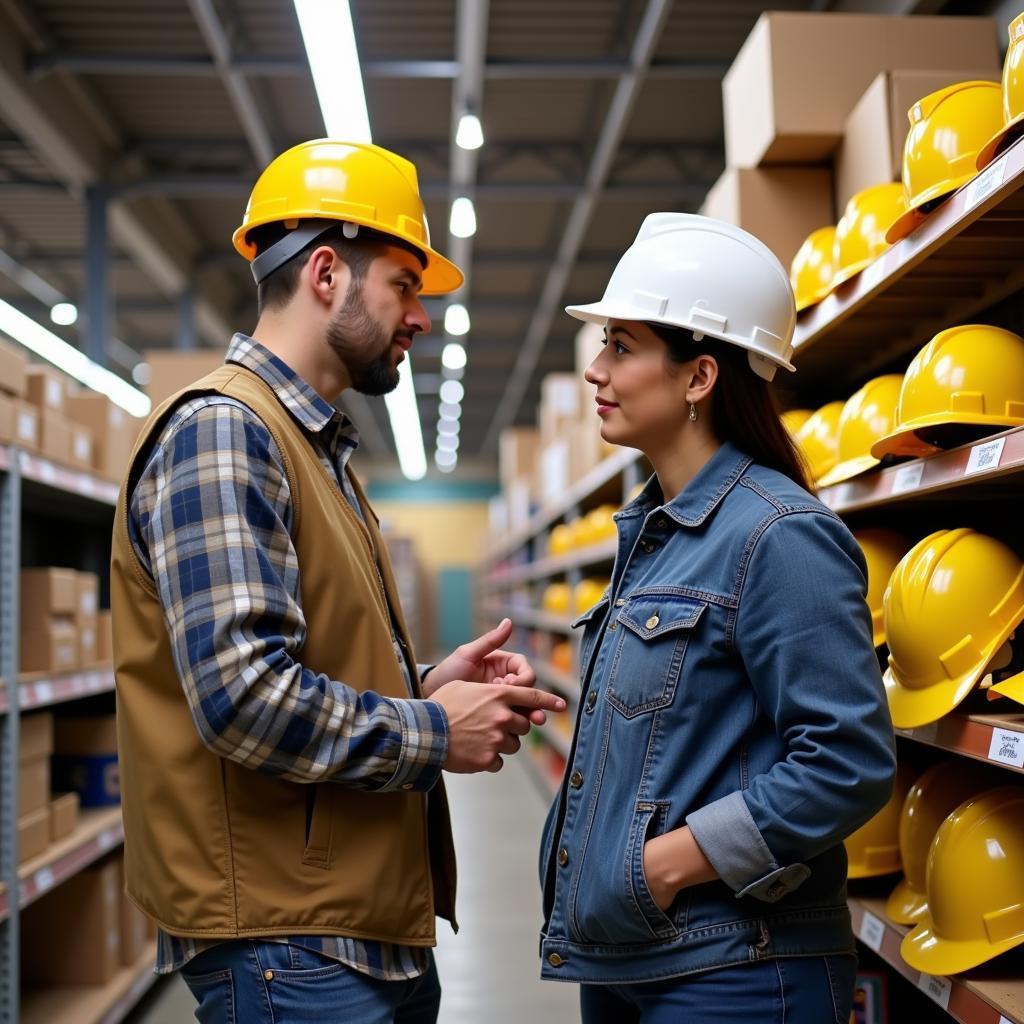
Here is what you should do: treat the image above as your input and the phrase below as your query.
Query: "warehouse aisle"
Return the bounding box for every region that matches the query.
[129,754,577,1023]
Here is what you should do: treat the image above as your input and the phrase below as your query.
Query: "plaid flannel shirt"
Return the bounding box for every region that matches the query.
[128,335,447,979]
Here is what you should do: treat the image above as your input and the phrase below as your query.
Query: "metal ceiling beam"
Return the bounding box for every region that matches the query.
[186,0,275,166]
[481,0,674,452]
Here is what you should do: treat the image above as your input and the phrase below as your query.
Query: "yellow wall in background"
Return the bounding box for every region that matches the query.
[372,500,490,571]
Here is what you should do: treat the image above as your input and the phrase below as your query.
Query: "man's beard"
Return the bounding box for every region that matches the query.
[326,283,413,396]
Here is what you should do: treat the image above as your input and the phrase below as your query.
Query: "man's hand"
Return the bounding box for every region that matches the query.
[424,619,544,723]
[429,681,566,774]
[643,827,719,911]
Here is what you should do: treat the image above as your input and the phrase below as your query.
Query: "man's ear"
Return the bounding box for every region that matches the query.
[306,245,348,306]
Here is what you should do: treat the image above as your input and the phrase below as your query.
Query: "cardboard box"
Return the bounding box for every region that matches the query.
[21,857,122,985]
[17,807,50,864]
[39,409,72,465]
[701,167,835,270]
[0,392,14,444]
[26,365,66,413]
[96,609,113,665]
[19,758,50,818]
[49,792,80,842]
[119,871,149,967]
[498,428,541,492]
[21,620,79,675]
[723,12,999,168]
[143,348,224,406]
[835,67,1001,211]
[13,399,39,451]
[65,391,140,482]
[76,572,99,624]
[570,421,605,485]
[69,422,95,470]
[78,623,97,667]
[53,714,120,807]
[19,711,54,761]
[20,567,79,620]
[506,477,533,530]
[539,440,572,506]
[0,338,28,398]
[540,373,583,446]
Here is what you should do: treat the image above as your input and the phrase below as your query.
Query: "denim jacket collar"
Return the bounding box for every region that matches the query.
[616,442,753,528]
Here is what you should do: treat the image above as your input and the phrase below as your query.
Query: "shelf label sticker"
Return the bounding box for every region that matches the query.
[964,153,1010,211]
[34,867,54,893]
[965,436,1006,476]
[858,911,885,952]
[34,681,53,705]
[917,973,952,1008]
[98,829,115,852]
[988,727,1024,768]
[892,463,924,494]
[39,462,55,483]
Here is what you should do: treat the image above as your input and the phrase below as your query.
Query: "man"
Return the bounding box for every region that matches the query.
[110,139,565,1024]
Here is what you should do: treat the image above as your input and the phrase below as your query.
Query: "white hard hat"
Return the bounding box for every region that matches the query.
[565,213,797,382]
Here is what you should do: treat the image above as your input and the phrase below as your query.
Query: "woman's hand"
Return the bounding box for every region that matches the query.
[643,826,719,912]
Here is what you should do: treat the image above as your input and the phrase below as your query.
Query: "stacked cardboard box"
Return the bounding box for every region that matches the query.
[53,714,120,807]
[76,571,100,668]
[143,348,224,406]
[0,340,39,451]
[18,712,53,864]
[49,791,80,843]
[19,568,79,675]
[65,389,142,483]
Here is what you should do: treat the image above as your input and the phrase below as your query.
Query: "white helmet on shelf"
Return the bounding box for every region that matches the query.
[565,213,797,382]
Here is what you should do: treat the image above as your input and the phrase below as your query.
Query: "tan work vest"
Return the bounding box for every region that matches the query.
[110,363,456,943]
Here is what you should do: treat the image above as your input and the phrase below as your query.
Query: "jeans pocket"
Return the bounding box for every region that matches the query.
[626,801,683,941]
[182,967,236,1024]
[824,953,858,1024]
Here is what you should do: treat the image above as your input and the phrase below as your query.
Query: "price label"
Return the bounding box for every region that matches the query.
[892,463,924,494]
[79,475,95,496]
[827,483,854,509]
[858,911,885,952]
[39,462,55,483]
[988,727,1024,768]
[965,436,1006,476]
[98,829,115,851]
[917,973,952,1009]
[34,867,55,893]
[33,681,53,706]
[964,154,1010,211]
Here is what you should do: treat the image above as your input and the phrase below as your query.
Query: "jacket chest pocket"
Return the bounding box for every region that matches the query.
[606,595,707,718]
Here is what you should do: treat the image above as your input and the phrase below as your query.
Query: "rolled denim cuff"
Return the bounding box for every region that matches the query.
[686,791,809,903]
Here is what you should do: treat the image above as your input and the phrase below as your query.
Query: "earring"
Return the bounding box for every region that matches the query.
[689,402,698,423]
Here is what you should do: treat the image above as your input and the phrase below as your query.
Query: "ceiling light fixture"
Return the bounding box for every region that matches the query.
[437,418,459,437]
[49,302,78,326]
[383,356,427,480]
[455,112,484,151]
[437,433,460,453]
[441,343,468,370]
[449,196,477,239]
[435,449,458,469]
[439,378,464,405]
[438,401,462,421]
[444,303,470,336]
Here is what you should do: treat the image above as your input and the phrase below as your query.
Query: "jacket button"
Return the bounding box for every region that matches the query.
[645,615,660,629]
[655,518,668,529]
[585,691,597,711]
[558,847,570,867]
[641,540,656,553]
[264,969,274,981]
[547,953,566,968]
[570,770,583,788]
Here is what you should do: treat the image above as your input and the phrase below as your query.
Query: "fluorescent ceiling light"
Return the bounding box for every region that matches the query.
[449,196,477,239]
[49,302,78,326]
[435,449,458,468]
[0,298,150,417]
[439,378,464,404]
[383,356,427,480]
[437,433,459,453]
[437,418,459,437]
[438,401,462,421]
[444,304,470,336]
[132,363,151,386]
[441,343,467,370]
[456,112,484,151]
[293,0,371,142]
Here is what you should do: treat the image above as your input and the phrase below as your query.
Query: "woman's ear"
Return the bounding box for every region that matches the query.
[686,354,718,404]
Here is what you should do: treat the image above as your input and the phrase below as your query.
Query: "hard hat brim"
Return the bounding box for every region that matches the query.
[831,255,884,290]
[885,169,982,244]
[886,878,929,926]
[871,414,1024,460]
[846,852,901,880]
[884,661,987,730]
[977,114,1024,171]
[989,672,1024,706]
[902,919,1024,976]
[816,454,881,489]
[794,282,835,313]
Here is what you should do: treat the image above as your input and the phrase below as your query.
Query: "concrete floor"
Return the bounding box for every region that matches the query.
[127,755,578,1023]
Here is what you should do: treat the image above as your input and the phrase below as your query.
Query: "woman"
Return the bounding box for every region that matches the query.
[538,214,896,1023]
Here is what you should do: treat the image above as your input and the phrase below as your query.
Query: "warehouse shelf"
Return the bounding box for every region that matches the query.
[895,711,1024,777]
[482,538,617,591]
[817,426,1024,514]
[534,660,580,701]
[21,940,158,1024]
[0,807,123,921]
[0,444,118,507]
[849,897,1024,1024]
[490,606,574,635]
[484,447,641,567]
[0,667,114,714]
[792,134,1024,393]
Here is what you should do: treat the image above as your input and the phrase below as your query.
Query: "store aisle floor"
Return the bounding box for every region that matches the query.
[129,754,578,1023]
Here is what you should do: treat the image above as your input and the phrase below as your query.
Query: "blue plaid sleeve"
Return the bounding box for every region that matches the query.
[129,397,447,791]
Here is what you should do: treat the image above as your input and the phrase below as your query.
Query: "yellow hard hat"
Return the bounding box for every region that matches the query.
[871,325,1024,460]
[883,529,1024,729]
[845,762,916,879]
[790,227,837,312]
[885,760,993,926]
[852,528,910,648]
[887,81,1003,243]
[232,139,464,295]
[793,401,845,484]
[902,787,1024,975]
[542,583,572,616]
[780,409,813,437]
[574,578,609,615]
[832,183,907,289]
[582,505,618,547]
[817,375,904,488]
[549,524,575,557]
[978,13,1024,170]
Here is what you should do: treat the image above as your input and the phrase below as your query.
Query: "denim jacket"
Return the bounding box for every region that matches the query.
[539,442,896,984]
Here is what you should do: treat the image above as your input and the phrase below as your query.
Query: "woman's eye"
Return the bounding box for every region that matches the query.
[614,342,628,355]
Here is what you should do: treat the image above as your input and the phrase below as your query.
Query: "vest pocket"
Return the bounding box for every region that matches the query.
[301,787,334,870]
[607,594,707,718]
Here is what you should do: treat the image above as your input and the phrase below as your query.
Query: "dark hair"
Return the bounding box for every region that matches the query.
[648,322,811,490]
[247,222,427,315]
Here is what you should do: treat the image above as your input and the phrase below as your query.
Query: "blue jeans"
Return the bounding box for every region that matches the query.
[180,941,441,1024]
[579,954,857,1024]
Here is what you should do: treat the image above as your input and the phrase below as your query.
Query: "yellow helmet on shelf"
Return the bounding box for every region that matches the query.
[793,401,845,484]
[832,183,906,289]
[542,583,572,616]
[871,325,1024,460]
[790,227,838,312]
[574,578,609,615]
[817,375,903,488]
[887,81,1003,243]
[902,787,1024,975]
[852,528,910,648]
[882,529,1024,729]
[233,139,463,294]
[978,13,1024,169]
[845,762,916,879]
[780,409,813,437]
[885,760,993,926]
[548,524,575,557]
